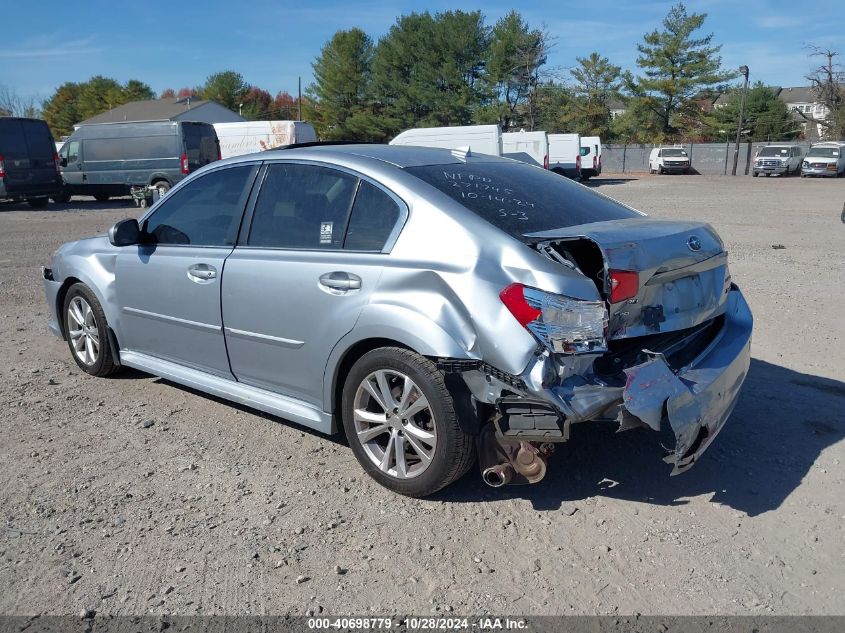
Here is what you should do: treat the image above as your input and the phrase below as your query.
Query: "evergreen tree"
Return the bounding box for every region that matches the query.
[568,53,622,137]
[199,71,249,111]
[626,2,732,138]
[714,82,797,142]
[304,28,377,140]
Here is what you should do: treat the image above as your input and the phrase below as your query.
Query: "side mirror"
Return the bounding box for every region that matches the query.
[108,218,141,247]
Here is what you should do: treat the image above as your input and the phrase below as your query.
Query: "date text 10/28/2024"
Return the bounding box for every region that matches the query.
[307,617,529,630]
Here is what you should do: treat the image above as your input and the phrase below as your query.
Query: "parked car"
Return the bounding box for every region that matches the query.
[548,133,582,179]
[42,144,752,497]
[390,124,502,157]
[213,121,318,159]
[648,146,691,174]
[502,130,549,169]
[579,136,603,180]
[801,142,845,178]
[57,121,220,202]
[0,117,63,208]
[752,144,803,177]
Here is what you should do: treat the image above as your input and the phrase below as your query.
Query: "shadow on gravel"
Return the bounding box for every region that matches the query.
[437,358,845,517]
[582,177,639,187]
[0,197,134,212]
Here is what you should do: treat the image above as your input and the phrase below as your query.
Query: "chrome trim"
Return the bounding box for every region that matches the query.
[122,306,221,332]
[223,327,304,348]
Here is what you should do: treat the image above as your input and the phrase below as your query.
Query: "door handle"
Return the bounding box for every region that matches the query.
[319,271,361,291]
[187,263,217,283]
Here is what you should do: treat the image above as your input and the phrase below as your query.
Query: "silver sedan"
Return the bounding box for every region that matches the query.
[42,144,753,497]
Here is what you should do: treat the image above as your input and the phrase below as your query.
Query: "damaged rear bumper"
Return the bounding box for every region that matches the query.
[462,287,753,476]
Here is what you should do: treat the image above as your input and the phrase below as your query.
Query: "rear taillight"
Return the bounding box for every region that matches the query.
[598,155,602,170]
[53,151,61,173]
[500,283,607,354]
[543,154,549,170]
[0,154,5,179]
[608,270,639,304]
[217,148,222,161]
[181,153,189,174]
[576,154,581,171]
[593,155,597,169]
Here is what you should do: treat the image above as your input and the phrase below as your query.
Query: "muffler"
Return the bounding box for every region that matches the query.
[477,422,551,487]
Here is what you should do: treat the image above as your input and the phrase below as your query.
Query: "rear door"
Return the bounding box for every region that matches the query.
[1,119,58,195]
[181,123,219,174]
[115,163,258,376]
[222,162,405,409]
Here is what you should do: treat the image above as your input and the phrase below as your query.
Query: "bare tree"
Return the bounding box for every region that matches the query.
[0,84,41,118]
[796,46,845,139]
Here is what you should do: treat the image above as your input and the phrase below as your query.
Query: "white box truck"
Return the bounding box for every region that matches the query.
[579,136,602,179]
[213,121,318,159]
[389,124,502,157]
[548,133,582,179]
[502,130,549,168]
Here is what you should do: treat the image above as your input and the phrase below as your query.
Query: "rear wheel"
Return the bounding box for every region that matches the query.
[341,347,474,497]
[52,190,71,203]
[152,180,171,195]
[27,197,48,209]
[94,194,110,202]
[63,283,119,377]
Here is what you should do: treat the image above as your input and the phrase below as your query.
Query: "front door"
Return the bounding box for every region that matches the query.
[60,140,84,191]
[222,162,405,409]
[115,163,258,377]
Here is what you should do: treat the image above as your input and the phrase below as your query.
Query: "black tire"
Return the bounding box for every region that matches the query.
[341,347,475,497]
[152,180,171,194]
[27,197,49,209]
[753,172,759,177]
[657,165,664,175]
[63,283,119,378]
[94,194,110,202]
[52,190,72,203]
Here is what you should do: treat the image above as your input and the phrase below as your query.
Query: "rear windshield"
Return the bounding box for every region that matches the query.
[183,124,218,167]
[405,162,639,241]
[758,147,790,157]
[661,148,687,157]
[807,147,840,157]
[0,119,54,159]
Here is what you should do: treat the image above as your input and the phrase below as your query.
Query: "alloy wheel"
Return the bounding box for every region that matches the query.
[67,296,99,366]
[352,369,437,479]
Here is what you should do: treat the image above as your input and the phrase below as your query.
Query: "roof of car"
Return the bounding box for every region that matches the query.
[224,143,507,169]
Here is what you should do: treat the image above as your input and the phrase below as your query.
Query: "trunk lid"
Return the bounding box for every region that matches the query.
[527,218,731,340]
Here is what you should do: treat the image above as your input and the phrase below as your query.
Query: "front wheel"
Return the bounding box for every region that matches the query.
[657,165,664,175]
[27,197,49,209]
[63,283,119,377]
[341,347,474,497]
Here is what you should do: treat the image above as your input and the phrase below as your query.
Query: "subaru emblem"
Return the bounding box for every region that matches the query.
[687,235,702,251]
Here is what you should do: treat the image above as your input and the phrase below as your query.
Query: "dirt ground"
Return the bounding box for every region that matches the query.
[1,174,844,617]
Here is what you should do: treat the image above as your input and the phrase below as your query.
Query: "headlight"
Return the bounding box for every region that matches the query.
[500,284,608,354]
[803,162,809,168]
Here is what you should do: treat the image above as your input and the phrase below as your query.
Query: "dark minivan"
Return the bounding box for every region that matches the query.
[0,117,63,208]
[58,121,220,201]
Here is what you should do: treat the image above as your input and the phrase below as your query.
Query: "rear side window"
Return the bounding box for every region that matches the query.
[144,165,256,246]
[248,163,357,249]
[84,136,177,161]
[405,162,639,241]
[344,181,402,251]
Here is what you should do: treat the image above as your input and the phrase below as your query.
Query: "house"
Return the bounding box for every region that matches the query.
[76,97,245,127]
[777,86,830,139]
[608,98,627,119]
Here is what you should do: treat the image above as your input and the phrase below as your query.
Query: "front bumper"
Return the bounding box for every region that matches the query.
[489,288,753,475]
[754,164,788,174]
[42,268,64,339]
[801,165,839,177]
[661,163,689,173]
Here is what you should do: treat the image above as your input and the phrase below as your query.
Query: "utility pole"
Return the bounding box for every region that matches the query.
[731,65,749,176]
[298,76,302,121]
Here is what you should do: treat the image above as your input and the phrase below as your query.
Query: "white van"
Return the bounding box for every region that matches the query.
[579,136,602,179]
[548,133,581,179]
[801,142,845,178]
[648,146,691,174]
[213,121,318,159]
[752,144,803,177]
[389,124,502,157]
[502,130,548,168]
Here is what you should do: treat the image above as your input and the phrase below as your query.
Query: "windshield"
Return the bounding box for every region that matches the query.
[662,148,687,157]
[807,147,840,158]
[758,147,790,157]
[405,162,640,241]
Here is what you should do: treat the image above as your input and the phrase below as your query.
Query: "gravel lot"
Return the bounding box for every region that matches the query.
[1,175,844,617]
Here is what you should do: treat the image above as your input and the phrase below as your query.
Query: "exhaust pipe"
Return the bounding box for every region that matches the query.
[482,463,514,488]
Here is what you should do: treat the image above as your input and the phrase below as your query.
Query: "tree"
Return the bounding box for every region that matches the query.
[626,2,733,139]
[177,87,196,99]
[240,86,273,120]
[42,83,81,138]
[0,83,41,118]
[305,28,377,139]
[123,79,155,102]
[370,11,488,136]
[568,52,622,137]
[533,82,576,133]
[199,71,248,111]
[800,47,845,140]
[160,88,176,99]
[714,82,796,141]
[273,91,298,119]
[476,11,548,130]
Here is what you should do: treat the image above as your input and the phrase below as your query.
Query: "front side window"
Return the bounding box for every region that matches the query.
[65,141,80,164]
[248,163,357,249]
[143,165,256,246]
